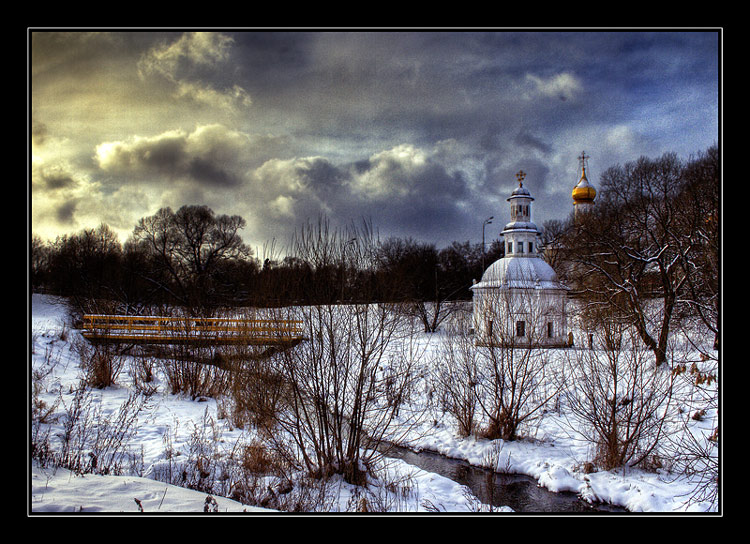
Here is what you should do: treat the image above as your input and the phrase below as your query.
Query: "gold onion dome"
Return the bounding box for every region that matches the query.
[572,153,596,203]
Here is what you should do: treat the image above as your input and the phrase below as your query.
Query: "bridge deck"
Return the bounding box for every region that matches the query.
[82,314,304,347]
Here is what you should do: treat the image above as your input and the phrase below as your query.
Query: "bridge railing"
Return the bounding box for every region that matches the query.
[81,314,304,346]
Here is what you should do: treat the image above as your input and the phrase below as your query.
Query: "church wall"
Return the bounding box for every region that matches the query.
[472,286,569,348]
[504,230,539,256]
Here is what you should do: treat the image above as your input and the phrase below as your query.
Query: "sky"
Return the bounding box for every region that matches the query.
[29,30,720,255]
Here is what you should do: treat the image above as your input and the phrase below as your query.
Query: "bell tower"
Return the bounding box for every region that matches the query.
[503,170,539,258]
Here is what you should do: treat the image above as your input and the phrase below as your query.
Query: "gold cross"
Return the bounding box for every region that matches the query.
[516,170,526,185]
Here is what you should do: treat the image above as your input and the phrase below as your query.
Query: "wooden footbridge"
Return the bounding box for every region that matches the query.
[82,314,305,348]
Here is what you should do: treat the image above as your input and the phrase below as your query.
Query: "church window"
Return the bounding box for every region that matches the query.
[529,242,533,253]
[547,322,554,338]
[507,242,512,254]
[516,321,525,337]
[518,241,524,253]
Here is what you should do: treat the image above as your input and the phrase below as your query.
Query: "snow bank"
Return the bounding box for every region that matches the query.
[29,294,719,514]
[31,463,270,513]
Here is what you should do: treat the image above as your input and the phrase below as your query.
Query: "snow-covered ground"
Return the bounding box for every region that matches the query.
[29,294,719,514]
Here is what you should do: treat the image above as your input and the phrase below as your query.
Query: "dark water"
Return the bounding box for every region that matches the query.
[385,446,626,513]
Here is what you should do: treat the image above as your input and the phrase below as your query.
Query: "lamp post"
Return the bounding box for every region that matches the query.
[341,237,356,303]
[482,216,493,271]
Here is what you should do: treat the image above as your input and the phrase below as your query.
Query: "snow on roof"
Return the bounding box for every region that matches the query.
[471,256,568,291]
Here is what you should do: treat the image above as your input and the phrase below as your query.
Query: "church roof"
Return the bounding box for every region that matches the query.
[502,220,539,233]
[507,183,534,201]
[507,170,534,201]
[572,152,596,203]
[472,256,568,291]
[572,176,596,203]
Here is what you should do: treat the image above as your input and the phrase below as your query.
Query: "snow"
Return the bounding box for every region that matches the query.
[473,256,565,290]
[31,464,263,513]
[29,294,719,515]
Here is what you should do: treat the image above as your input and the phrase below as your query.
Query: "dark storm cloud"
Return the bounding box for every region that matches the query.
[95,124,287,189]
[35,167,77,191]
[32,122,48,147]
[55,200,78,225]
[515,131,553,155]
[296,158,350,193]
[99,132,186,176]
[242,141,479,248]
[31,30,719,248]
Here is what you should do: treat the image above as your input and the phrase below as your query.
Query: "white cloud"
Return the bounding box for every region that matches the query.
[252,157,309,195]
[525,72,583,101]
[138,32,233,79]
[137,32,251,113]
[269,195,296,218]
[351,144,430,199]
[605,125,640,149]
[174,81,252,111]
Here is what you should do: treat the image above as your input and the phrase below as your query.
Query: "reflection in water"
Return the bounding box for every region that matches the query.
[386,447,626,513]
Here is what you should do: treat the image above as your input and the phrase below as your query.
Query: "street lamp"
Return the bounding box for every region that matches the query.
[482,216,493,271]
[341,237,357,302]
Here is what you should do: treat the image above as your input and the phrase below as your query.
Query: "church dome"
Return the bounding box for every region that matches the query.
[572,183,596,203]
[572,165,596,203]
[473,256,566,291]
[508,183,533,201]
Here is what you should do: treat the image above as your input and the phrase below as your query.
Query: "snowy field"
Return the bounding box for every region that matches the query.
[29,294,719,515]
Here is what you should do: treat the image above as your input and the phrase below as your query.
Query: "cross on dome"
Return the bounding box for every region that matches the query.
[578,151,590,168]
[516,170,527,186]
[572,151,596,210]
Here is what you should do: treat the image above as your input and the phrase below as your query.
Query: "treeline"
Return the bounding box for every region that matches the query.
[30,143,719,348]
[30,208,503,315]
[557,145,720,362]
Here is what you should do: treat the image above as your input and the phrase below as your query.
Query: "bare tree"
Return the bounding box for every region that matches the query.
[539,219,570,272]
[663,322,719,509]
[438,282,563,441]
[561,322,675,470]
[131,205,252,311]
[376,238,485,333]
[674,146,720,350]
[477,347,554,442]
[433,318,480,437]
[562,149,719,365]
[263,219,422,486]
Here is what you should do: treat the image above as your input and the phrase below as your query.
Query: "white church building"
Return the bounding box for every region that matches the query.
[471,169,573,348]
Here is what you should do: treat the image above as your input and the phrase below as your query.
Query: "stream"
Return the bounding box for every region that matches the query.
[385,446,627,513]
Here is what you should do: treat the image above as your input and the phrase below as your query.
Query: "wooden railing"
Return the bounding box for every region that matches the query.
[81,314,304,346]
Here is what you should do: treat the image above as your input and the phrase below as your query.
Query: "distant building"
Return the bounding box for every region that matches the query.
[471,170,570,347]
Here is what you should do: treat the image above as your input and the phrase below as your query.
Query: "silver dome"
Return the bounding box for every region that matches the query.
[472,256,567,291]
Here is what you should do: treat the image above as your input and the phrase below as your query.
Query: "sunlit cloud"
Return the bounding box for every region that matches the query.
[30,30,720,250]
[137,31,252,113]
